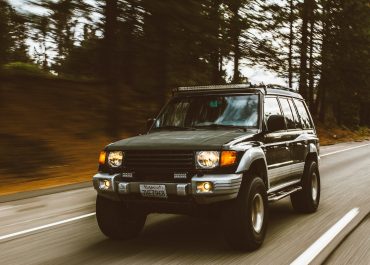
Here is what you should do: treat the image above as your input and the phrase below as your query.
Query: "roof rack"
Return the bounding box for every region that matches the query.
[265,84,298,93]
[173,83,298,94]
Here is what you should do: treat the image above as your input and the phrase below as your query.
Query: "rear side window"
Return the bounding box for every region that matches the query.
[293,99,312,129]
[279,98,296,129]
[288,99,303,129]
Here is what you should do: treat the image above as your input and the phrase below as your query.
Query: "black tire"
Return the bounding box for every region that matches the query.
[96,195,147,240]
[291,160,320,213]
[222,174,268,251]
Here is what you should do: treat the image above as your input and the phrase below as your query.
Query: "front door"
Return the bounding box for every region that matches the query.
[263,97,291,188]
[279,97,306,182]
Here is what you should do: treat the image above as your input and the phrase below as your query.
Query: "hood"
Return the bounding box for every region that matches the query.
[106,130,256,151]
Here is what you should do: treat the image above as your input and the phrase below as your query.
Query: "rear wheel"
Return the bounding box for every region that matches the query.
[222,174,268,251]
[291,160,320,213]
[96,195,147,239]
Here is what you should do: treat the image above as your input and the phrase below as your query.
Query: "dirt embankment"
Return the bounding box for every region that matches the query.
[0,76,369,195]
[316,123,370,145]
[0,75,159,195]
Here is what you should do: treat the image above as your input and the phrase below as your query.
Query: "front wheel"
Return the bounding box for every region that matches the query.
[96,195,147,240]
[291,160,320,213]
[222,174,268,251]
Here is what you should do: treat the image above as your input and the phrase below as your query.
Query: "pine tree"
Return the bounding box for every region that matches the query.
[205,0,228,84]
[0,0,13,66]
[30,14,50,69]
[0,0,30,66]
[30,0,88,74]
[317,0,370,127]
[250,0,300,87]
[228,0,243,83]
[298,0,313,100]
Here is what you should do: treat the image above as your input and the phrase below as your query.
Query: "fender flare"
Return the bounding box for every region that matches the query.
[236,146,269,188]
[307,142,320,166]
[309,142,318,154]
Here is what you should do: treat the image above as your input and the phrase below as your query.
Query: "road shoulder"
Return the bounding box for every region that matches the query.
[0,181,91,203]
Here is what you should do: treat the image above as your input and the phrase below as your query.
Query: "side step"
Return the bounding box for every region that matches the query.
[268,186,302,202]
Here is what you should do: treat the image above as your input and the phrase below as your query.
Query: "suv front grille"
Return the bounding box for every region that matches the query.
[125,150,195,173]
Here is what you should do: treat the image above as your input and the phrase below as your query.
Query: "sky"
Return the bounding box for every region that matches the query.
[9,0,287,87]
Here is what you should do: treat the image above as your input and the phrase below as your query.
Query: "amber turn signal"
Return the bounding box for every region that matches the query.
[99,151,107,165]
[220,151,237,167]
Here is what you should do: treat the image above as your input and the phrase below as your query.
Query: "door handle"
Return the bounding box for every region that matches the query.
[284,142,289,150]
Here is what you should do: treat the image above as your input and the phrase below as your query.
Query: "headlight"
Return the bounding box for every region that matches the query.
[196,151,220,169]
[107,151,124,167]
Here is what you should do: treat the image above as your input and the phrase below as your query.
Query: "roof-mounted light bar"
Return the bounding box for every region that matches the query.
[172,83,298,94]
[175,84,251,92]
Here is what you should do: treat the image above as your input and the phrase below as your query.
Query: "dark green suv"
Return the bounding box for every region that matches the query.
[93,84,320,251]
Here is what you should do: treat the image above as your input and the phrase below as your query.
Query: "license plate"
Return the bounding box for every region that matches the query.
[139,184,167,198]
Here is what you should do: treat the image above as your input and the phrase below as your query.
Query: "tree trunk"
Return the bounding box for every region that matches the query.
[156,18,169,107]
[299,0,311,99]
[230,0,242,84]
[288,0,294,88]
[210,0,222,84]
[103,0,118,81]
[103,0,120,138]
[317,0,331,123]
[318,82,326,122]
[232,43,241,83]
[308,4,315,114]
[122,0,137,87]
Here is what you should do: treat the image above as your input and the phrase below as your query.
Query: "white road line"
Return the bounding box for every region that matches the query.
[0,212,96,241]
[321,143,370,157]
[0,204,27,212]
[0,206,18,212]
[290,208,360,265]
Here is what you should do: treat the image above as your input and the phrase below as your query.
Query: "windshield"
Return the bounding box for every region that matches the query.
[154,94,259,130]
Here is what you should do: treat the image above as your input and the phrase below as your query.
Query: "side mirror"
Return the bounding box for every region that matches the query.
[267,115,286,132]
[146,118,156,131]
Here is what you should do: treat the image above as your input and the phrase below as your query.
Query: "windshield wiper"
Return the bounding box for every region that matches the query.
[194,124,247,131]
[152,126,196,131]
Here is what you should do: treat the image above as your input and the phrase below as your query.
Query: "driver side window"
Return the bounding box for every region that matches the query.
[264,97,282,129]
[264,97,286,131]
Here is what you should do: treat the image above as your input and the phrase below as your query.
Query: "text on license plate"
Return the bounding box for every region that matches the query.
[139,184,167,198]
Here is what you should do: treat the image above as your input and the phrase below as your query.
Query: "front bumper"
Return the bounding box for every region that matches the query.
[93,172,242,204]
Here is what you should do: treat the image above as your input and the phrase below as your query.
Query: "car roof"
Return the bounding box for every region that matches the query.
[173,84,303,100]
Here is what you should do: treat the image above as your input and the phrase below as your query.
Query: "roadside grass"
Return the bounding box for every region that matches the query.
[317,123,370,146]
[0,77,145,196]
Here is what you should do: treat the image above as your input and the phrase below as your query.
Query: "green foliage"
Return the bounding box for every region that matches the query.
[29,0,91,72]
[319,0,370,127]
[0,0,30,65]
[0,0,12,65]
[2,62,51,77]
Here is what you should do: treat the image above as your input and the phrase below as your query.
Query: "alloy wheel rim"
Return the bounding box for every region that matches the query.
[251,193,264,233]
[311,172,318,202]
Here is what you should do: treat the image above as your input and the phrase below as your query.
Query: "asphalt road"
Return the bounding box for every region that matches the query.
[0,142,369,265]
[325,215,370,264]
